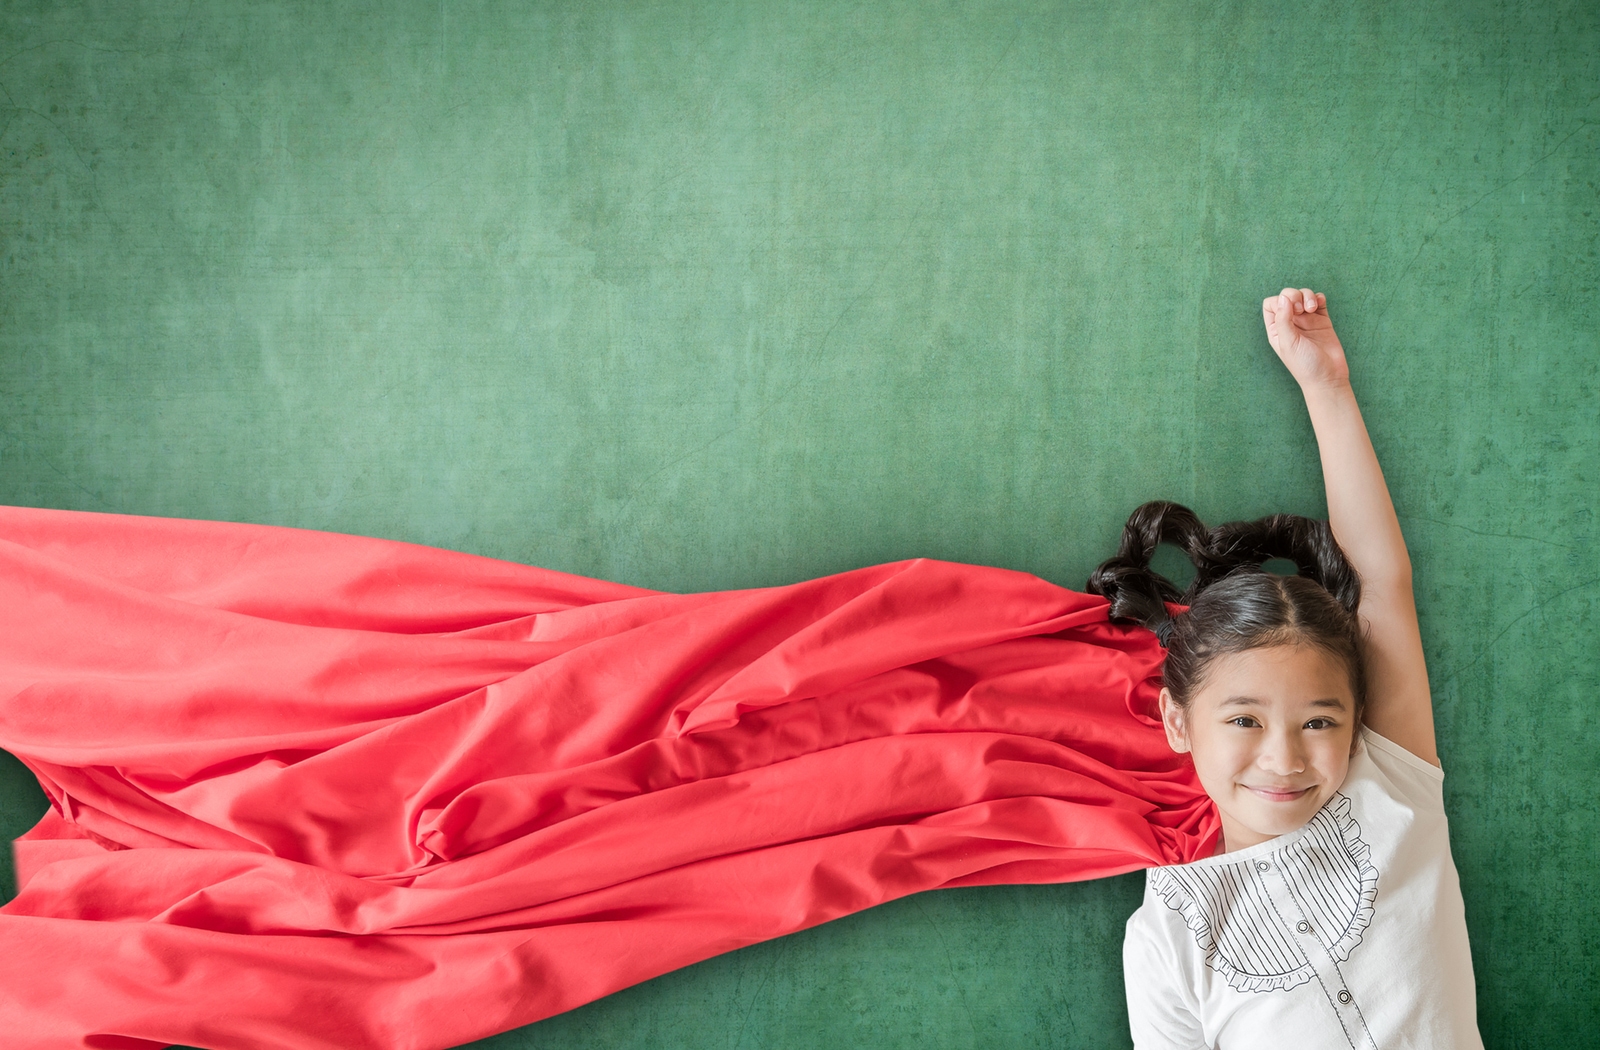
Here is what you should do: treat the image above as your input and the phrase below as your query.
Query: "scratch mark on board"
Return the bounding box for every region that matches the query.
[1362,119,1596,353]
[1434,577,1600,690]
[1410,516,1580,551]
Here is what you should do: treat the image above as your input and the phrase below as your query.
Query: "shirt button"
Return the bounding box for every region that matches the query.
[1296,921,1311,933]
[1338,990,1353,1005]
[1255,860,1271,872]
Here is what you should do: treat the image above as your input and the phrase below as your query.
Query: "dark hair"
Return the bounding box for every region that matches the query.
[1086,501,1367,718]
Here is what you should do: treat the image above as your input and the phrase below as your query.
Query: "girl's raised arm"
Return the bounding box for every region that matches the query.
[1263,287,1439,766]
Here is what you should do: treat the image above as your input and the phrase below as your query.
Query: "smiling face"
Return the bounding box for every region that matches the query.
[1161,643,1358,852]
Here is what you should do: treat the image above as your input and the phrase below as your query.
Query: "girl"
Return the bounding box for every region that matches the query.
[1104,288,1482,1048]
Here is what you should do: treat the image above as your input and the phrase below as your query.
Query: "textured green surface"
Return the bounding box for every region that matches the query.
[1,1,1596,1047]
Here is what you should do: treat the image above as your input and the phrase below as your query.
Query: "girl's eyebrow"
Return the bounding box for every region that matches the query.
[1219,695,1348,709]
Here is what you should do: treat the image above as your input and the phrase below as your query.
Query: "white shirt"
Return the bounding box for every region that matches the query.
[1123,728,1482,1049]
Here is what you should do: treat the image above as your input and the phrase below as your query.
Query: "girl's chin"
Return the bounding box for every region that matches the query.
[1222,790,1327,842]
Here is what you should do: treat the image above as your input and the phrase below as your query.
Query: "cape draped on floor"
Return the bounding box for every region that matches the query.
[0,506,1218,1050]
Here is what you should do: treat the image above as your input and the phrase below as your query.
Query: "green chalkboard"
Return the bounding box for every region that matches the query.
[1,1,1595,1046]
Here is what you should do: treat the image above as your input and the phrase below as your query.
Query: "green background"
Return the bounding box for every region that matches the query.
[1,1,1595,1046]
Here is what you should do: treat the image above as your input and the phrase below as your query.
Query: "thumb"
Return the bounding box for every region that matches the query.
[1264,293,1296,347]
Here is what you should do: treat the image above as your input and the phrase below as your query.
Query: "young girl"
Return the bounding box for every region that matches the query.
[1103,287,1482,1048]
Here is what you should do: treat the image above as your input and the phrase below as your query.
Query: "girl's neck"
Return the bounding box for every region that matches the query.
[1215,815,1281,854]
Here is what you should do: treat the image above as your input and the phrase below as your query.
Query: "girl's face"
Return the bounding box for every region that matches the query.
[1160,643,1357,852]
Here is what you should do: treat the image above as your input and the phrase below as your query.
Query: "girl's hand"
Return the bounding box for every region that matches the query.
[1262,286,1349,390]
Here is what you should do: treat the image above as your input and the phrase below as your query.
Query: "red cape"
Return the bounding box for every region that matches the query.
[0,506,1217,1049]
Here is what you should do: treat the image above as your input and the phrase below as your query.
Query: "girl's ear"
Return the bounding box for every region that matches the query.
[1159,687,1191,754]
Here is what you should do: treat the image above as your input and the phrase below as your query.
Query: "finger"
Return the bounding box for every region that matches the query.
[1300,287,1316,313]
[1264,295,1284,328]
[1276,287,1300,316]
[1264,295,1292,344]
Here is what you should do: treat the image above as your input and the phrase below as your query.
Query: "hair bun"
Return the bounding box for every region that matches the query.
[1196,514,1361,614]
[1086,501,1208,637]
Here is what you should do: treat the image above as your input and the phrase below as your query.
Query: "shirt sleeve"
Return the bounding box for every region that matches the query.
[1123,902,1210,1050]
[1361,726,1446,812]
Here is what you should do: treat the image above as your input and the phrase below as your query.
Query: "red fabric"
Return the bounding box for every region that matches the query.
[0,506,1217,1049]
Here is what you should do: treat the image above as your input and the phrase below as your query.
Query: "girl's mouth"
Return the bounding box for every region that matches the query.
[1244,785,1313,802]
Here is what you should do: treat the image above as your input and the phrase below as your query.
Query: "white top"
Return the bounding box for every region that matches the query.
[1123,728,1483,1050]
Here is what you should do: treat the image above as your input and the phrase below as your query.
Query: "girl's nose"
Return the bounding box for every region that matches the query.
[1259,730,1307,776]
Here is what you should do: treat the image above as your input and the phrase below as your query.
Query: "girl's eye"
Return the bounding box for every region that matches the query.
[1305,718,1336,730]
[1228,716,1260,728]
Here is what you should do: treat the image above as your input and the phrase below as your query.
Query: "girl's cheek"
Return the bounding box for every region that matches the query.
[1316,735,1355,771]
[1191,736,1250,785]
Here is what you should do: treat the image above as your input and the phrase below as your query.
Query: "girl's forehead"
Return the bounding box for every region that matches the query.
[1191,644,1355,706]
